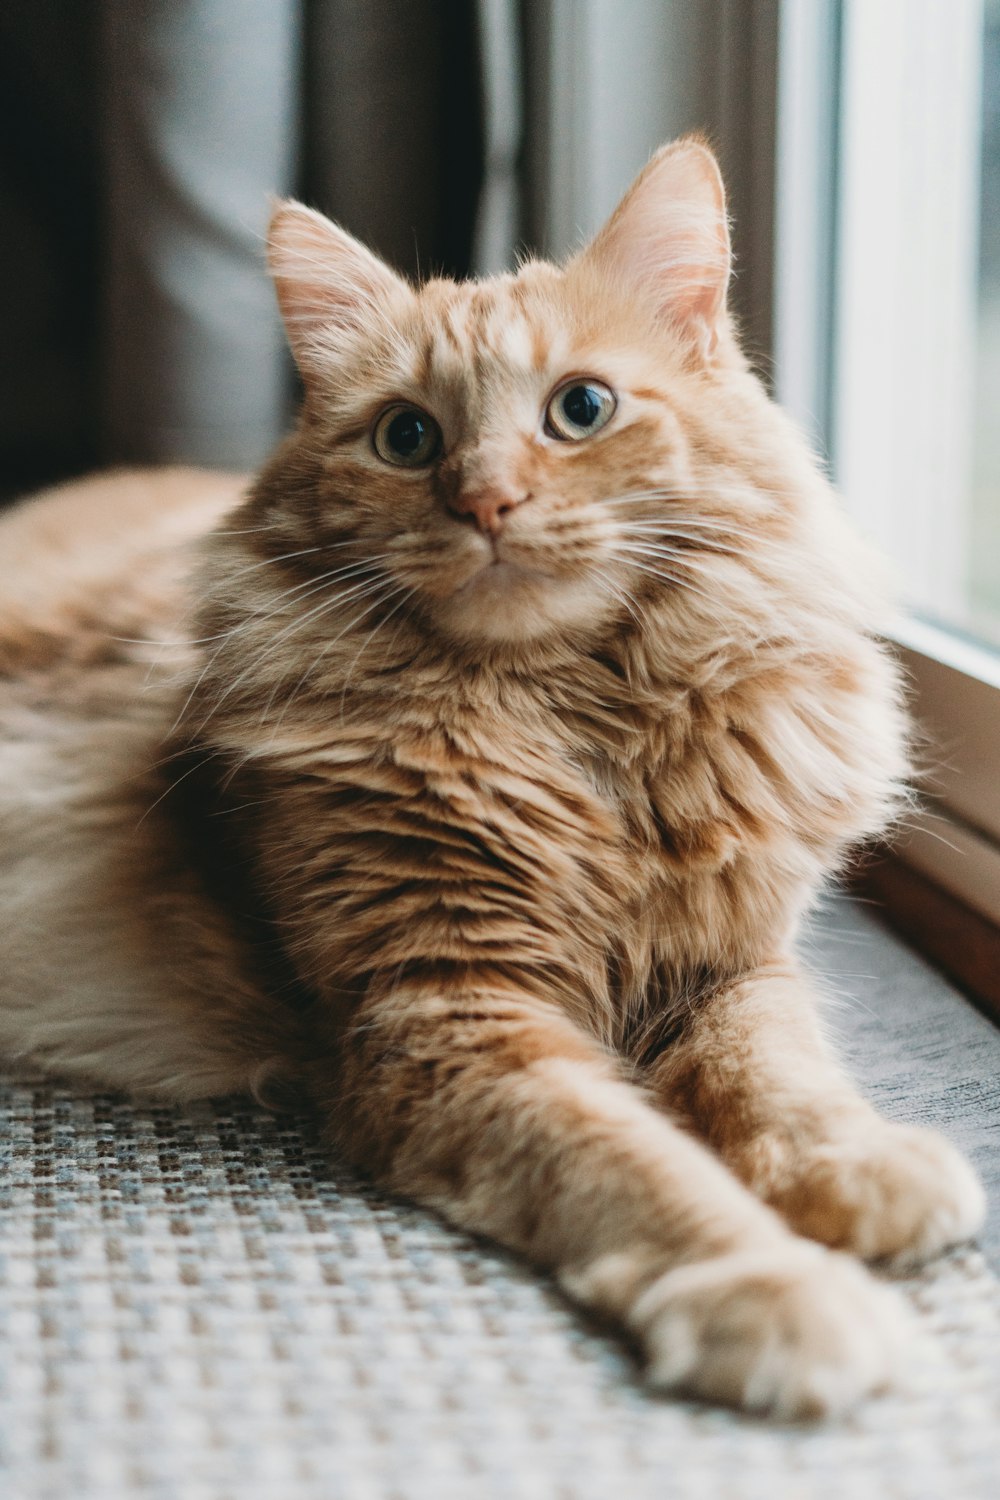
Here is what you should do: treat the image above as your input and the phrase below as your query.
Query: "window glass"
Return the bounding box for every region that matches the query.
[831,0,1000,654]
[970,0,1000,647]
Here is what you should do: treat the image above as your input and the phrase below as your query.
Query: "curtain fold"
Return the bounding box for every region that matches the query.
[473,0,523,275]
[99,0,301,470]
[0,1,100,493]
[303,0,486,282]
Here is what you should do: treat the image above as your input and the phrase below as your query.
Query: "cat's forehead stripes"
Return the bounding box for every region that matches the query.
[414,278,566,410]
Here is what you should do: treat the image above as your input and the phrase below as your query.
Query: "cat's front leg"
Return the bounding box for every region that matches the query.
[320,973,906,1417]
[648,962,984,1265]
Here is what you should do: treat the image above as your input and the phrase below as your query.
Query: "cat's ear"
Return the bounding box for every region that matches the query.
[577,138,731,357]
[267,201,412,379]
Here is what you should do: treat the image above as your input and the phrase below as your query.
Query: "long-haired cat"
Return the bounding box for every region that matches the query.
[0,139,984,1418]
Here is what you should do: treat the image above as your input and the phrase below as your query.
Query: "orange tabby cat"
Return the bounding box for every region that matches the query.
[0,139,984,1417]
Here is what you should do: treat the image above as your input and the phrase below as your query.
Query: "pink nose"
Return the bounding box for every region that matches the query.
[448,488,528,537]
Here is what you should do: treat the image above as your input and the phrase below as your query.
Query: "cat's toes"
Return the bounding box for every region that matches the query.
[634,1244,907,1420]
[771,1124,985,1266]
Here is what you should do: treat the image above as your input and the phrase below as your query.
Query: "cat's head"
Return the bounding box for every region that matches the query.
[252,138,859,658]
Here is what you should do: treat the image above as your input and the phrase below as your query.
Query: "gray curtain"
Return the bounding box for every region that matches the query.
[100,0,489,473]
[0,2,100,493]
[304,0,488,281]
[100,0,301,470]
[1,0,493,495]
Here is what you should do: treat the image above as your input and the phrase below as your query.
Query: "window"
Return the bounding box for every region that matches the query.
[833,0,984,630]
[822,0,1000,931]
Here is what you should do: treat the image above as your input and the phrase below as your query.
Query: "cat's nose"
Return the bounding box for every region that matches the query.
[448,488,529,537]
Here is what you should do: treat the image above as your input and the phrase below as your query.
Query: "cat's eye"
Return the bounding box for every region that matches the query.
[545,380,617,442]
[373,404,442,467]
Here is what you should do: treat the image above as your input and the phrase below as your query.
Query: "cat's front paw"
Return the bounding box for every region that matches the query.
[634,1244,906,1419]
[762,1122,985,1266]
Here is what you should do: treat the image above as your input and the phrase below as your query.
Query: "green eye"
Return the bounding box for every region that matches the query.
[373,404,442,467]
[545,380,616,441]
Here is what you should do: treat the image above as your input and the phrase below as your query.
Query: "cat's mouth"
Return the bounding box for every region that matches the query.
[433,532,605,643]
[437,548,609,646]
[455,555,554,596]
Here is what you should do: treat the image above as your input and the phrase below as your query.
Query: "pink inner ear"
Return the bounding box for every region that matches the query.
[266,201,407,376]
[584,140,732,351]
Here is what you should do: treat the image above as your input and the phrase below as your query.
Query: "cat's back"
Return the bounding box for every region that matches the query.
[0,465,249,906]
[0,466,243,900]
[0,467,247,673]
[0,468,284,1099]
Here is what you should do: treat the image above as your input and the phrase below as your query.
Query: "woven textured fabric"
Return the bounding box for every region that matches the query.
[1,900,998,1499]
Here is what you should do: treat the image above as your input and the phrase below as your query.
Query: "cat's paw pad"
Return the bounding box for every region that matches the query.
[633,1244,907,1419]
[773,1124,985,1266]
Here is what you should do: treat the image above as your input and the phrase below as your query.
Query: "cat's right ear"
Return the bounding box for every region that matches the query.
[267,201,412,379]
[574,138,731,359]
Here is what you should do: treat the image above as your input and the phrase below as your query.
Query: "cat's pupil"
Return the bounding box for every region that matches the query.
[545,378,615,442]
[562,385,601,428]
[388,410,426,456]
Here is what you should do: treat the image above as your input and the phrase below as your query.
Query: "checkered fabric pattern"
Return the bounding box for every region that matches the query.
[1,902,998,1500]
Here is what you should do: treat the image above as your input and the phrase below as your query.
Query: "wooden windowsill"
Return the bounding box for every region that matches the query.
[852,855,1000,1027]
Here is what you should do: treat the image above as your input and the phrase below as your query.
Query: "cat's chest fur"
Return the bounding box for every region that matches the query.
[537,678,815,979]
[210,617,897,1041]
[336,661,839,989]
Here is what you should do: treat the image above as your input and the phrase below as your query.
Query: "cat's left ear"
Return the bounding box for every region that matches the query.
[267,200,413,379]
[575,138,731,358]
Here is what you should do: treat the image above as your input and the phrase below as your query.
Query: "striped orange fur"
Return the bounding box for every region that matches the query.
[0,140,983,1417]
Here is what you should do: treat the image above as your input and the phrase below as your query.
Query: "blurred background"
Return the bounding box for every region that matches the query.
[1,0,998,653]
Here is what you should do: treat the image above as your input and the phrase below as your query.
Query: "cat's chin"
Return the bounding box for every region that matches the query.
[439,559,609,646]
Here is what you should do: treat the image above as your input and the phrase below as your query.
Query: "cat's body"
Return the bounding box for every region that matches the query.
[0,142,984,1417]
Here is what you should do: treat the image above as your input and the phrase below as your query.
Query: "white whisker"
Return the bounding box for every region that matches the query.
[223,546,327,582]
[261,580,414,743]
[167,555,397,733]
[338,585,418,715]
[609,542,740,582]
[611,527,746,559]
[193,567,401,737]
[603,552,721,608]
[211,519,280,536]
